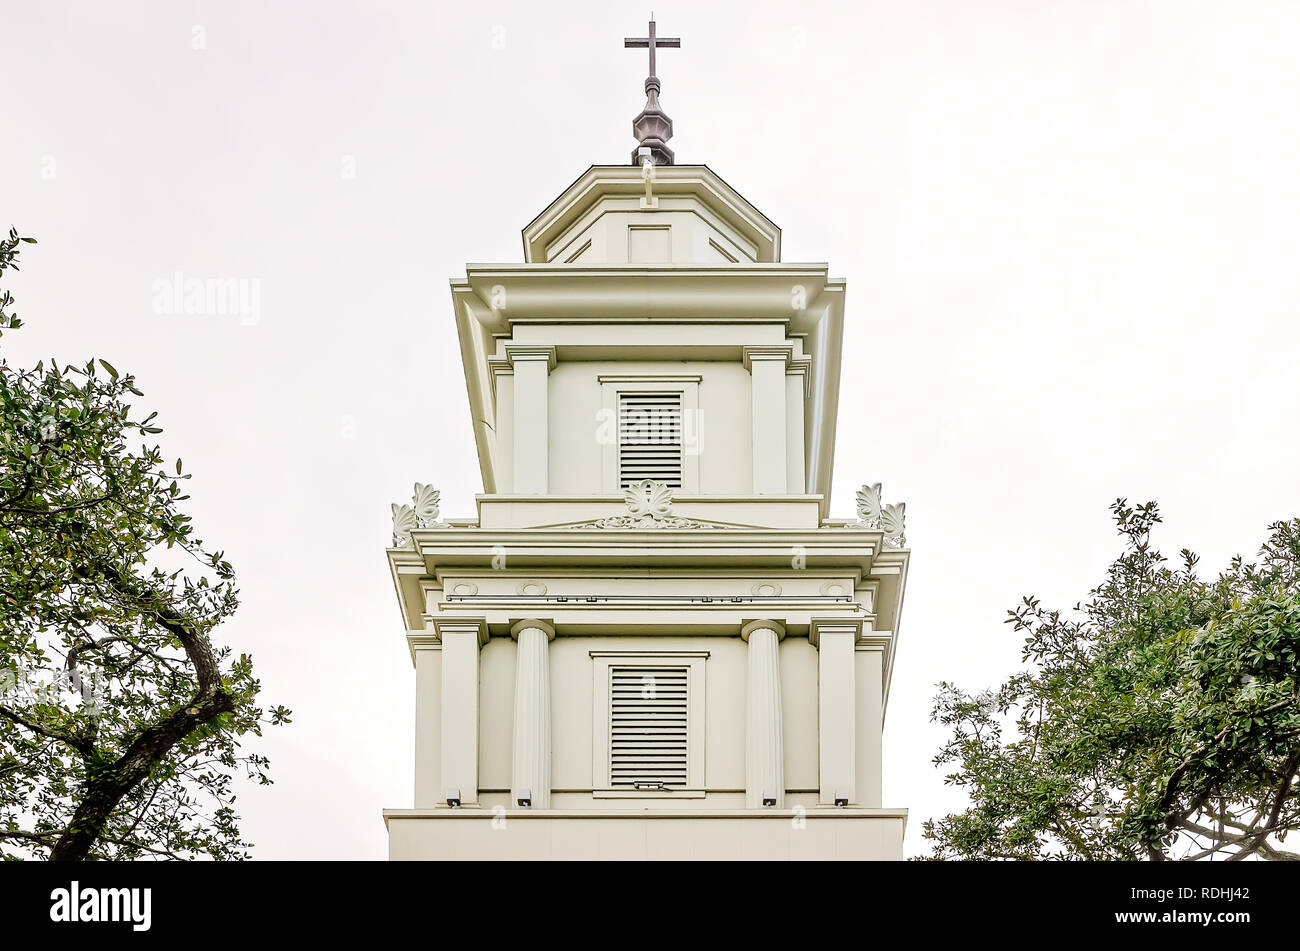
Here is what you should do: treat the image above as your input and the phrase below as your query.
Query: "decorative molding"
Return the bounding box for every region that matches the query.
[844,482,907,549]
[740,344,795,373]
[407,631,442,649]
[514,581,549,597]
[405,629,442,665]
[503,344,557,371]
[570,480,720,530]
[562,237,592,263]
[432,616,489,647]
[750,581,783,597]
[809,616,863,649]
[392,482,452,547]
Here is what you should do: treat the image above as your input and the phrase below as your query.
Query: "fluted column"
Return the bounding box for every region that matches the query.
[741,619,786,808]
[510,619,555,808]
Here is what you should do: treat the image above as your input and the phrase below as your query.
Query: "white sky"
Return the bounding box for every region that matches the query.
[4,0,1298,859]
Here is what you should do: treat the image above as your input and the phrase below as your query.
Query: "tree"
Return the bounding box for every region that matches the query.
[925,500,1300,861]
[0,229,290,860]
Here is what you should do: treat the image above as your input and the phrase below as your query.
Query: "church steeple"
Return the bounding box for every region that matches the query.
[624,16,680,166]
[383,24,913,860]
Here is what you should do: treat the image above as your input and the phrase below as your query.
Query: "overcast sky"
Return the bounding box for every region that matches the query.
[5,0,1299,859]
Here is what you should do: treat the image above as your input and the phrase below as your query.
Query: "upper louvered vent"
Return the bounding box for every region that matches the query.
[618,392,683,488]
[609,665,689,788]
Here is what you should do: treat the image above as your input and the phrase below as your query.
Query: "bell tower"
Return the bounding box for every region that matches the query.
[382,18,911,860]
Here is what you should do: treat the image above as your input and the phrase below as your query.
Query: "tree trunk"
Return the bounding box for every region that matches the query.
[49,687,234,861]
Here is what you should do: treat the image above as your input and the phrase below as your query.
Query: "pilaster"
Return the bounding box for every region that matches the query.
[742,345,791,495]
[785,357,810,494]
[434,617,488,806]
[856,635,888,808]
[810,617,862,806]
[506,345,556,494]
[409,631,442,808]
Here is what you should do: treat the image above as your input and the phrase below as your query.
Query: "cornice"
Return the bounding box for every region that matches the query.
[410,527,882,552]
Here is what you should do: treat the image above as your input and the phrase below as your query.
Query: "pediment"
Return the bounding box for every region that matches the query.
[522,165,781,265]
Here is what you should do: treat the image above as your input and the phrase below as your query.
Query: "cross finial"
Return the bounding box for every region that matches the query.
[623,16,681,166]
[624,15,680,80]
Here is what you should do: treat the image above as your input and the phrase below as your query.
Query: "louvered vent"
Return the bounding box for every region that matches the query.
[609,665,689,788]
[618,392,683,488]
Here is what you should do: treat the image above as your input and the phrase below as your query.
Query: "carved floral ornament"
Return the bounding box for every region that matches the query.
[391,482,450,547]
[850,482,907,549]
[573,480,717,530]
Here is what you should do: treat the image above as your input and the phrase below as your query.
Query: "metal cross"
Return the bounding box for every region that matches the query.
[624,16,680,80]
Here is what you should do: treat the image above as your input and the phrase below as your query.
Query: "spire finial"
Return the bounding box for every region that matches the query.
[623,16,681,166]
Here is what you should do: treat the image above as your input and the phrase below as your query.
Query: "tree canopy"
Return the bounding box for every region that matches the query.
[925,500,1300,861]
[0,229,289,860]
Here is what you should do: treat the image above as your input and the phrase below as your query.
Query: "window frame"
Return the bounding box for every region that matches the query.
[590,650,708,798]
[598,375,701,494]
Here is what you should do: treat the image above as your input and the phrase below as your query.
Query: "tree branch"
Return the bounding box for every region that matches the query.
[0,703,92,755]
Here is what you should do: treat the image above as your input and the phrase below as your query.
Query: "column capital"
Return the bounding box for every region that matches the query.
[741,344,795,373]
[432,616,489,647]
[510,618,556,641]
[856,632,892,652]
[406,630,442,654]
[503,344,557,371]
[809,616,863,649]
[486,357,514,393]
[740,619,786,642]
